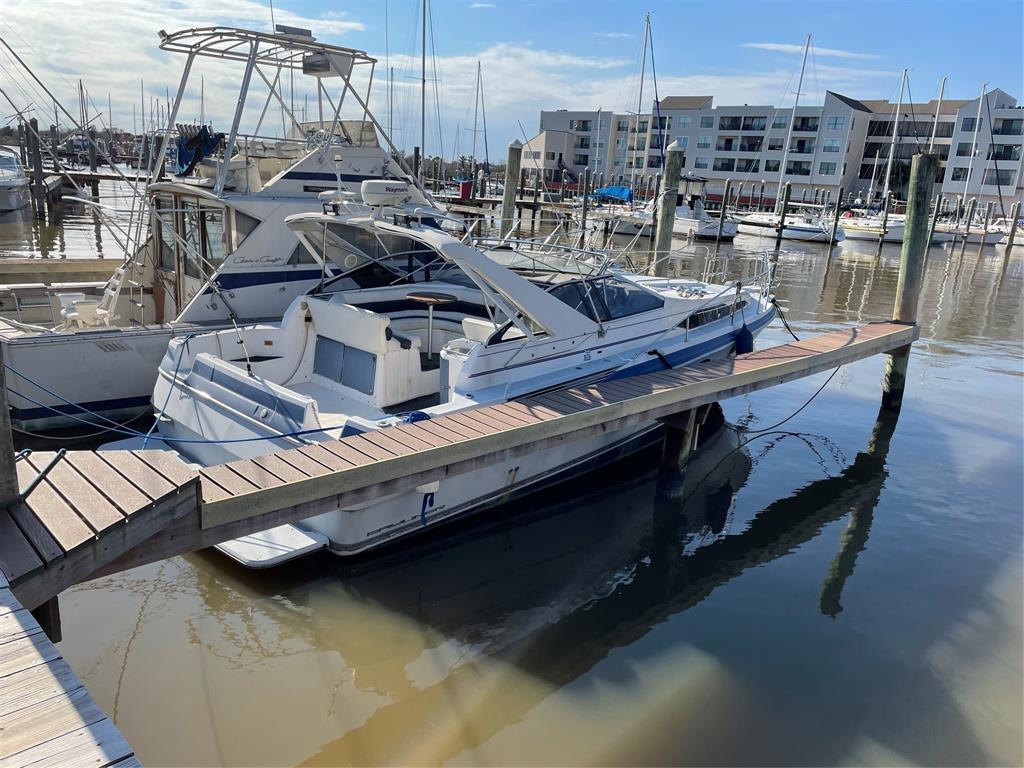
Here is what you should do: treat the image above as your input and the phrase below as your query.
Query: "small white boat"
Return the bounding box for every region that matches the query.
[141,196,776,565]
[737,209,845,242]
[0,148,30,212]
[592,175,739,240]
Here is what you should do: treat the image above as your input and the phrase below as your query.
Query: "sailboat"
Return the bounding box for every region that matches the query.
[0,147,30,212]
[737,35,844,243]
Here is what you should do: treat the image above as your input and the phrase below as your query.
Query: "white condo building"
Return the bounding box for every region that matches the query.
[532,88,1023,210]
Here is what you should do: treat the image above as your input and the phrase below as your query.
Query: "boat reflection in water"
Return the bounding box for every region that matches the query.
[162,405,893,766]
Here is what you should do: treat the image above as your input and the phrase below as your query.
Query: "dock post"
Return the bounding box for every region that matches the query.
[716,178,731,245]
[774,182,791,251]
[927,193,941,248]
[881,152,935,411]
[653,139,684,278]
[28,118,46,220]
[828,185,844,250]
[88,127,97,173]
[49,124,59,171]
[977,201,993,256]
[1006,200,1020,249]
[501,139,523,238]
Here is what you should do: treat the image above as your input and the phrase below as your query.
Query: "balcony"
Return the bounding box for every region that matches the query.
[574,138,591,150]
[793,117,819,132]
[715,137,738,152]
[739,138,763,153]
[718,117,742,130]
[989,145,1022,161]
[789,140,816,155]
[994,120,1023,136]
[742,117,767,131]
[785,161,811,176]
[736,159,760,173]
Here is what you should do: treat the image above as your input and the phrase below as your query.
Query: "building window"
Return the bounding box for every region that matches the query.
[739,137,763,153]
[676,136,689,149]
[696,135,712,149]
[793,117,819,132]
[955,142,974,157]
[695,156,709,169]
[764,159,781,173]
[647,155,662,168]
[950,167,969,181]
[983,169,1015,186]
[742,116,767,131]
[719,116,742,130]
[822,138,841,153]
[716,136,738,152]
[700,115,714,128]
[545,151,556,161]
[767,137,784,151]
[772,115,787,129]
[677,116,692,128]
[736,159,760,173]
[826,116,846,130]
[789,139,815,154]
[786,160,811,176]
[818,161,837,175]
[961,117,980,132]
[713,158,735,172]
[570,119,591,132]
[617,119,629,132]
[994,119,1023,136]
[990,144,1022,161]
[573,154,589,166]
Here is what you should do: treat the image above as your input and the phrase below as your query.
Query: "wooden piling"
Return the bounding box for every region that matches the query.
[0,343,17,502]
[28,118,46,220]
[501,139,523,238]
[977,201,993,256]
[774,182,791,251]
[716,178,731,245]
[1006,200,1020,249]
[881,153,936,410]
[87,127,97,173]
[876,193,891,255]
[828,185,844,250]
[580,167,590,235]
[653,140,684,278]
[958,198,977,258]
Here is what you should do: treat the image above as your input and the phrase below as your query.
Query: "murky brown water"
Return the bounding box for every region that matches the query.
[52,224,1024,766]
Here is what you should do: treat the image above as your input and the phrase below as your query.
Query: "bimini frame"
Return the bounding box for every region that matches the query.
[151,25,420,196]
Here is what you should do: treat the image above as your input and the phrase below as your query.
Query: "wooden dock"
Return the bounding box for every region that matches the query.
[0,577,141,767]
[0,320,918,766]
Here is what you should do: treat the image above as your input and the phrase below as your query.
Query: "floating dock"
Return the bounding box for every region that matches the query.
[0,321,919,766]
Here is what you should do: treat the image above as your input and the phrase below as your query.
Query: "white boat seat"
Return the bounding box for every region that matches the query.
[461,316,496,342]
[62,298,113,328]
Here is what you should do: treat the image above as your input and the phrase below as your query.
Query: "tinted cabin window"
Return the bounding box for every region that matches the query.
[548,282,606,322]
[593,279,664,319]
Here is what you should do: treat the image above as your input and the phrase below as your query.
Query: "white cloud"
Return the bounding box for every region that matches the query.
[594,32,633,39]
[743,42,880,61]
[468,2,496,7]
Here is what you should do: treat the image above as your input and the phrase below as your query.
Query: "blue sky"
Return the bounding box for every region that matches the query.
[3,0,1021,156]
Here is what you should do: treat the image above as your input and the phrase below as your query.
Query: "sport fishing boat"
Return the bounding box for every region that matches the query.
[592,174,739,241]
[141,188,776,566]
[0,25,441,432]
[0,147,30,212]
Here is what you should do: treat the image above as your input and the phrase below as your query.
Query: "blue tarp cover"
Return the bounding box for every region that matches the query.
[593,186,633,203]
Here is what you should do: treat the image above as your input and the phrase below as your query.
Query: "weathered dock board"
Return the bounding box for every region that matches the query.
[0,579,140,767]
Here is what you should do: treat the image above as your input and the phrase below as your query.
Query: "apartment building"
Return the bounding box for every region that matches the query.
[534,87,1023,207]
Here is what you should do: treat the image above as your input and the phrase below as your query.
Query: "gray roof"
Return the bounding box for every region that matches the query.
[655,96,713,110]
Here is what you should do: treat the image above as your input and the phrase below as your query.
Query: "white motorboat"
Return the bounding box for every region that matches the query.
[139,192,776,565]
[593,174,739,241]
[0,148,30,212]
[0,26,442,432]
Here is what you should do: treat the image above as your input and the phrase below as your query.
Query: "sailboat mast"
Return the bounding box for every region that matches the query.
[880,68,907,204]
[964,82,987,201]
[630,13,650,189]
[471,61,480,171]
[775,33,810,212]
[928,75,946,152]
[420,0,427,180]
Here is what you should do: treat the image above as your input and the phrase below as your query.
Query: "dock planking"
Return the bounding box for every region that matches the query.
[0,580,140,767]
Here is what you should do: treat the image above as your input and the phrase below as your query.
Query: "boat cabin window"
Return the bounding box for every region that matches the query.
[179,200,226,278]
[230,210,260,253]
[681,300,747,330]
[152,195,176,271]
[0,154,21,173]
[547,276,663,322]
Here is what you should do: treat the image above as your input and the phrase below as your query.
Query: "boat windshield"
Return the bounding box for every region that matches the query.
[0,154,22,174]
[295,219,475,292]
[546,275,665,323]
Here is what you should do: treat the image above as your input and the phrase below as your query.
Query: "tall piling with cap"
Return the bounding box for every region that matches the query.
[88,127,97,173]
[876,193,891,256]
[774,182,791,251]
[716,178,731,245]
[501,139,523,238]
[881,153,935,411]
[28,119,46,220]
[828,185,844,250]
[652,140,684,278]
[579,167,590,236]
